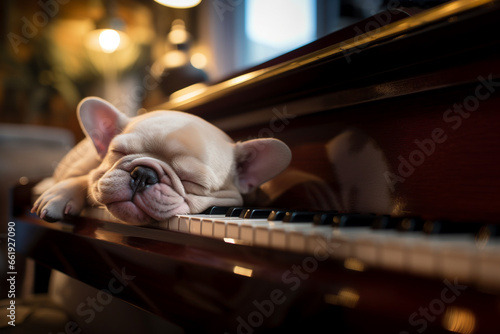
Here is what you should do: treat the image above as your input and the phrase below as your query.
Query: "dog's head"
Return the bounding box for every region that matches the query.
[78,97,291,225]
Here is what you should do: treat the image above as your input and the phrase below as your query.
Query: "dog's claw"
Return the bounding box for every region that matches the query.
[38,209,59,222]
[31,176,87,223]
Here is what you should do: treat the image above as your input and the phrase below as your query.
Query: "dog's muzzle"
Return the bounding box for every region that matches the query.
[130,166,159,200]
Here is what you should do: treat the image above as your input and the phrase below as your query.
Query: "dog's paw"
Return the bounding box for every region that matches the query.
[31,178,87,222]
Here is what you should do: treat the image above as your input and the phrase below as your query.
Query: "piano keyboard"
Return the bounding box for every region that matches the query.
[83,206,500,291]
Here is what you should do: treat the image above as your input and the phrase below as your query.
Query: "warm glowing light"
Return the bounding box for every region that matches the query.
[168,29,189,44]
[227,72,261,86]
[190,52,207,69]
[168,20,190,44]
[169,83,207,101]
[442,307,476,334]
[85,29,130,54]
[324,288,360,308]
[233,266,253,277]
[154,0,202,8]
[99,29,121,53]
[162,50,188,68]
[344,257,365,272]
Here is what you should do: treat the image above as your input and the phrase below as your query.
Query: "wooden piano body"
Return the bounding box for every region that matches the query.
[12,1,500,333]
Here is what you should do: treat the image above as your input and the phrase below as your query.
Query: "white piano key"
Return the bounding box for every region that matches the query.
[240,219,271,244]
[270,223,313,251]
[270,230,286,249]
[305,228,335,256]
[288,226,333,253]
[254,221,289,247]
[254,225,271,247]
[212,217,242,239]
[189,217,203,235]
[179,215,191,233]
[329,228,371,260]
[407,235,440,278]
[163,215,179,231]
[354,229,405,269]
[289,230,307,252]
[178,214,225,235]
[226,219,245,239]
[213,219,226,238]
[168,215,183,231]
[435,235,477,283]
[353,234,381,266]
[477,239,500,290]
[201,218,216,237]
[377,231,478,281]
[379,231,412,271]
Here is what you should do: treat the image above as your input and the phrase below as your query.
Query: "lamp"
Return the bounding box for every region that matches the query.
[83,1,140,104]
[84,0,131,54]
[152,19,208,97]
[84,17,130,54]
[154,0,202,9]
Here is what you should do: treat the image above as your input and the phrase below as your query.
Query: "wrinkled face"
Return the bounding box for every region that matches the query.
[88,111,243,225]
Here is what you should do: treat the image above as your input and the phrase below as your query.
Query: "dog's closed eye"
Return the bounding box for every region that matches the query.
[182,180,208,193]
[180,174,210,190]
[177,167,212,192]
[109,149,127,156]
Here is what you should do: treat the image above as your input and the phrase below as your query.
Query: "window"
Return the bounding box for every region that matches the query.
[202,0,387,81]
[243,0,316,68]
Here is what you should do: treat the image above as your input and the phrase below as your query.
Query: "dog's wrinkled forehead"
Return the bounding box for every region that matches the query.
[118,110,234,165]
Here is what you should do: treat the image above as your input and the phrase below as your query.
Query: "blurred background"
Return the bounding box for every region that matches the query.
[0,0,390,141]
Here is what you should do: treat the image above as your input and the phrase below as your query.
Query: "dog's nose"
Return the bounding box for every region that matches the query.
[130,166,159,197]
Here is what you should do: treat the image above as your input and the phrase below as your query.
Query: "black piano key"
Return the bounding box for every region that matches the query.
[313,211,340,226]
[282,211,317,223]
[333,214,377,227]
[267,209,288,221]
[240,208,274,219]
[225,207,246,217]
[371,215,400,230]
[396,217,425,232]
[482,224,500,237]
[423,220,483,235]
[239,208,251,219]
[201,206,230,215]
[475,224,500,247]
[238,208,251,219]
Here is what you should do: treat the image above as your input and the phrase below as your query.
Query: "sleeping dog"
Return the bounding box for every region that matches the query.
[32,97,291,226]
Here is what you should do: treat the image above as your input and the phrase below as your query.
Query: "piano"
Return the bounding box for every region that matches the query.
[11,0,500,333]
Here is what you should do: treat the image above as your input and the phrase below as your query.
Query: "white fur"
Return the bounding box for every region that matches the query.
[32,97,291,226]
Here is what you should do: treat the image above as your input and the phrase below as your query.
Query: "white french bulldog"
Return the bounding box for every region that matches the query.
[32,97,291,226]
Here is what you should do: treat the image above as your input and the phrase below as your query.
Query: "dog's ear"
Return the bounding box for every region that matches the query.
[234,138,292,193]
[77,97,129,159]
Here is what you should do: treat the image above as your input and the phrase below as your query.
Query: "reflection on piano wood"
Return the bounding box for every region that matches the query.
[12,0,500,333]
